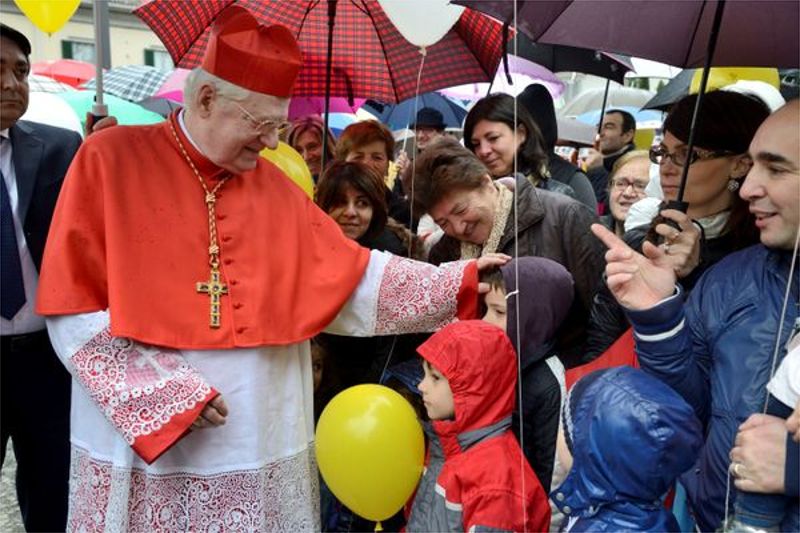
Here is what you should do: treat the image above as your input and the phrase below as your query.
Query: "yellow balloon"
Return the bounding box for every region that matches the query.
[14,0,80,35]
[690,67,780,93]
[316,384,425,522]
[260,142,314,199]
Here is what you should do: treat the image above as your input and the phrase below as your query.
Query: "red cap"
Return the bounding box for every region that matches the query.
[200,5,302,98]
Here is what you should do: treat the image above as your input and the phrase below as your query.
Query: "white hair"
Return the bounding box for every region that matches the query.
[183,68,251,108]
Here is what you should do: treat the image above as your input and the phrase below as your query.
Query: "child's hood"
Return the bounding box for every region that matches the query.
[554,367,703,516]
[501,257,573,368]
[417,320,517,437]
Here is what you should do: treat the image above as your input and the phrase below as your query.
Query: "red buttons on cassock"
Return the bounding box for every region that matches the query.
[224,258,233,265]
[222,235,231,243]
[236,327,246,334]
[230,280,239,286]
[233,303,243,310]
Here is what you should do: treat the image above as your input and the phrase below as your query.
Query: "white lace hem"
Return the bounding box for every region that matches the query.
[67,444,320,533]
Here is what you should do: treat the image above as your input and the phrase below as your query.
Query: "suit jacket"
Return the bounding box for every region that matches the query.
[9,120,81,271]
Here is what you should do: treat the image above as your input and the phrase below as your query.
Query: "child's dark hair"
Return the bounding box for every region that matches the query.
[478,267,505,317]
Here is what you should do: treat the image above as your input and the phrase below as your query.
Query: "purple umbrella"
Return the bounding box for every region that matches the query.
[452,0,799,69]
[441,55,565,101]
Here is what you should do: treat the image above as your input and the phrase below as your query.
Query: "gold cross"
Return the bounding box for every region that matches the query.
[196,268,228,328]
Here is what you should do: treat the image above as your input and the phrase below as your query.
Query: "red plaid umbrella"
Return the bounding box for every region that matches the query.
[134,0,506,103]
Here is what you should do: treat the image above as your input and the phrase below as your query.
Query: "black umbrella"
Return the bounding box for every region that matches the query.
[642,69,695,111]
[509,33,633,85]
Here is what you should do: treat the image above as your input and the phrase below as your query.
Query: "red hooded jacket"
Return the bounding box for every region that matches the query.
[407,320,551,532]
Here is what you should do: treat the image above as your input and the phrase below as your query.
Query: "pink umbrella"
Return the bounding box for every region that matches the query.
[440,55,564,102]
[154,68,191,101]
[289,96,366,120]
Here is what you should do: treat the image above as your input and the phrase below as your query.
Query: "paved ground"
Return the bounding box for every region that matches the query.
[0,443,25,532]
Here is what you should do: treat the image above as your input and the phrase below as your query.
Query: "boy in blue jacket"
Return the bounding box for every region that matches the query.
[552,367,703,531]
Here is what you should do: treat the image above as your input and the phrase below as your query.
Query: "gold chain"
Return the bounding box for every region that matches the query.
[168,120,230,269]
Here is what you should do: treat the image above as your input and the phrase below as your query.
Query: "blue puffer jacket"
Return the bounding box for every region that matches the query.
[551,367,703,532]
[627,245,800,531]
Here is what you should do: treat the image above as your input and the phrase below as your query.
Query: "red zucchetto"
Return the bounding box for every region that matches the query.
[200,5,302,98]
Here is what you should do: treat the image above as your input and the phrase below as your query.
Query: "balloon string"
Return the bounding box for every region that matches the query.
[510,1,527,530]
[407,46,427,256]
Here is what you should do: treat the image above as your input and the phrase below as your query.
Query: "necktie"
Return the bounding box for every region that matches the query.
[1,146,26,320]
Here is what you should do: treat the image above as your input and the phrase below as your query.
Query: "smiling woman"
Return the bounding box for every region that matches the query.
[414,137,604,364]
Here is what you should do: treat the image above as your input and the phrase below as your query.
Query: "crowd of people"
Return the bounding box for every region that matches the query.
[1,6,798,533]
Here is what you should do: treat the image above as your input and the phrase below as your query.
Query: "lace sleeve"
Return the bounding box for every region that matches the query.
[47,312,218,464]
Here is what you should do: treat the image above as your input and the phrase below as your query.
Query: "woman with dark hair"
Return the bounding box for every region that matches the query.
[335,120,412,227]
[415,136,604,365]
[463,93,577,199]
[316,160,418,256]
[285,115,336,181]
[585,90,770,361]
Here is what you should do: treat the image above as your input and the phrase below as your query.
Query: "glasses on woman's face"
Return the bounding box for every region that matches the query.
[649,145,735,167]
[229,100,290,136]
[610,177,648,193]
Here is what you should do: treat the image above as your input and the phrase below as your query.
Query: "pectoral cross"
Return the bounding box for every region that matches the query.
[196,267,228,328]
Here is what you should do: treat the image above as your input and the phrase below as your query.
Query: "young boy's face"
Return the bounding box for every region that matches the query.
[311,344,324,393]
[418,359,455,421]
[482,285,508,332]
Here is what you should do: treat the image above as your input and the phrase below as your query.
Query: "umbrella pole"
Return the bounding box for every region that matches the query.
[672,0,727,209]
[321,0,338,175]
[91,0,109,124]
[596,78,610,136]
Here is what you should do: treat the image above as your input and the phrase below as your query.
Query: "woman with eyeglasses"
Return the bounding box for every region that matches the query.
[600,150,650,236]
[584,90,770,362]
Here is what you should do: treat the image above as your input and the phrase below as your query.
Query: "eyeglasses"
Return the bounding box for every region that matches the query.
[649,145,735,167]
[610,177,648,193]
[229,100,290,136]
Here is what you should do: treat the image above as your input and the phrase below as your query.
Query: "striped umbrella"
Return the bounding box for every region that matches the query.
[82,65,171,102]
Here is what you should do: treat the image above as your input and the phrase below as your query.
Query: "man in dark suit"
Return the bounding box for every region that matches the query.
[1,23,82,532]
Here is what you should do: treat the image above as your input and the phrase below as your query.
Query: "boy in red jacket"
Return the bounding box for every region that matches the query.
[406,320,551,532]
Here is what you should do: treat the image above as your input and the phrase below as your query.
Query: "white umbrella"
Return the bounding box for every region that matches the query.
[21,92,84,136]
[560,86,655,118]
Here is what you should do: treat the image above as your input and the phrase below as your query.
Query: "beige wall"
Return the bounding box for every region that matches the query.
[0,4,169,67]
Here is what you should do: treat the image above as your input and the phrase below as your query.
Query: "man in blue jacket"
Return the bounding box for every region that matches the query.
[590,99,799,531]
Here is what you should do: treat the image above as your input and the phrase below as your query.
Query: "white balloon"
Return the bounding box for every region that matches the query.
[378,0,464,48]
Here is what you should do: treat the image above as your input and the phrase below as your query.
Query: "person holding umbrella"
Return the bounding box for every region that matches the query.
[590,98,800,532]
[34,6,506,531]
[585,90,769,361]
[0,23,116,532]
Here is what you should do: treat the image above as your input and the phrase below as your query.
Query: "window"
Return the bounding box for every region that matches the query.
[61,39,95,62]
[144,48,173,70]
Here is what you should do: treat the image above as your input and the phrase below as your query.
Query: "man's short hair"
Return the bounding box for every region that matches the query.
[0,24,31,57]
[606,109,636,134]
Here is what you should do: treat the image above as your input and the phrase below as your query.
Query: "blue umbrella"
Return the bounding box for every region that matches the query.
[364,92,468,130]
[575,106,663,128]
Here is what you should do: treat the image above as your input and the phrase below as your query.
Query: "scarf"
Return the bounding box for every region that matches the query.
[460,183,514,259]
[696,210,730,239]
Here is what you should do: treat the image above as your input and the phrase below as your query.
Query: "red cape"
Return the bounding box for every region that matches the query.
[37,114,370,349]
